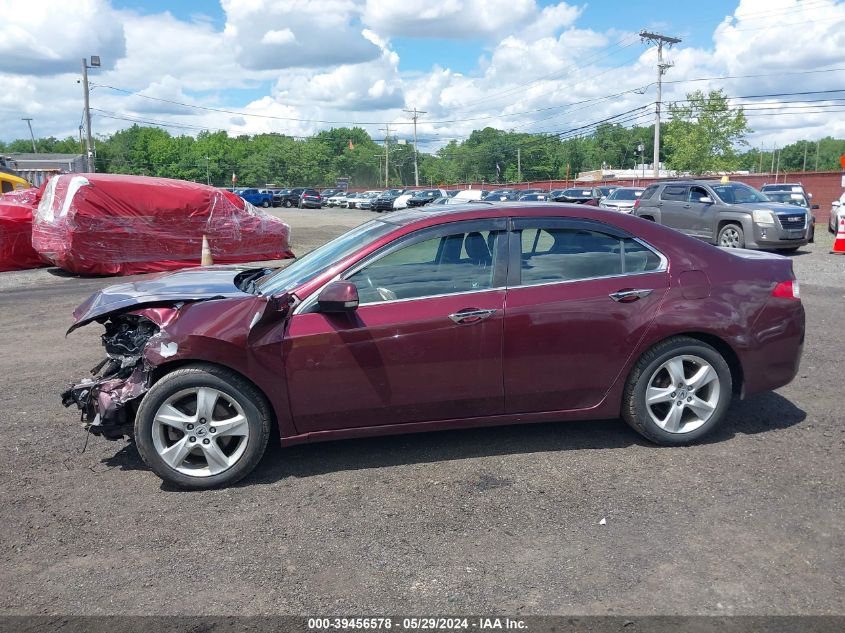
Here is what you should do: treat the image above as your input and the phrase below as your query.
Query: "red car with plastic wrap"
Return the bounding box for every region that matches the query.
[63,203,804,489]
[32,174,294,275]
[0,188,47,272]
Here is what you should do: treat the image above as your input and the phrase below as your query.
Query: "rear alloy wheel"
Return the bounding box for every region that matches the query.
[135,364,271,489]
[718,223,745,248]
[261,200,270,208]
[622,337,732,445]
[283,200,292,208]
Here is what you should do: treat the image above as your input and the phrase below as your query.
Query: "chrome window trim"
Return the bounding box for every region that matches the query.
[510,237,667,290]
[509,267,666,291]
[293,228,667,315]
[294,222,507,314]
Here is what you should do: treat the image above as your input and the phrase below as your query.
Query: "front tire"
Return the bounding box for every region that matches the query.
[283,200,292,208]
[135,364,271,489]
[718,223,745,248]
[622,337,732,445]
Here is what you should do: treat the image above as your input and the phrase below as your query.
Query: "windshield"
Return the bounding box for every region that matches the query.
[609,189,642,200]
[712,183,770,204]
[256,220,397,295]
[563,189,590,197]
[766,192,808,207]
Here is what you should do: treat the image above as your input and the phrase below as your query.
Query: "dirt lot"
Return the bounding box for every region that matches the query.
[0,209,842,616]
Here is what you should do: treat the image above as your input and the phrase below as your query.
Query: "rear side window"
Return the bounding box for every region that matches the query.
[519,227,662,285]
[660,185,688,201]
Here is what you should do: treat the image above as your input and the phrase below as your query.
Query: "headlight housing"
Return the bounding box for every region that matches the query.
[753,209,775,225]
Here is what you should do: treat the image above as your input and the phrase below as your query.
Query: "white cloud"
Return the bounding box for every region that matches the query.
[261,29,296,46]
[221,0,381,70]
[361,0,580,38]
[0,0,126,75]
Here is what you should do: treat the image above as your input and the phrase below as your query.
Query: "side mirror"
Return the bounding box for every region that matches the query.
[317,281,359,313]
[812,204,819,210]
[699,196,713,204]
[833,201,841,209]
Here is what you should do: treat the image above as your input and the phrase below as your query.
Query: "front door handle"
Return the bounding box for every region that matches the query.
[448,308,497,324]
[609,289,653,303]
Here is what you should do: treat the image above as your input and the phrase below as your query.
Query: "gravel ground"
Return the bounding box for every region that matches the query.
[0,209,842,616]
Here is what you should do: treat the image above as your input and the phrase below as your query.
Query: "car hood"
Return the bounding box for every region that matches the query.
[69,265,257,333]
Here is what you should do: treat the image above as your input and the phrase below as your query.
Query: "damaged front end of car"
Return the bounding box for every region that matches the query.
[61,310,175,440]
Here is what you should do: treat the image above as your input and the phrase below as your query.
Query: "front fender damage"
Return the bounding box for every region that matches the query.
[61,309,178,440]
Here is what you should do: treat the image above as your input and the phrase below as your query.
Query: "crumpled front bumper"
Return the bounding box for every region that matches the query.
[62,364,152,440]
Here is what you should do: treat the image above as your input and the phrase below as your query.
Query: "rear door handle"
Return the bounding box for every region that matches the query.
[609,289,653,303]
[449,308,497,324]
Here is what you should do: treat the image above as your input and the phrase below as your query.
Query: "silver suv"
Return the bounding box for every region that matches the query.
[633,180,810,252]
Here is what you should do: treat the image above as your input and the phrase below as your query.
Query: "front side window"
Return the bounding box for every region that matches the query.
[519,226,662,285]
[347,230,499,304]
[688,186,710,203]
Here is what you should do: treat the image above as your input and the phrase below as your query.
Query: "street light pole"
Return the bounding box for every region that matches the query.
[403,107,426,187]
[640,31,681,178]
[22,118,37,153]
[81,56,100,173]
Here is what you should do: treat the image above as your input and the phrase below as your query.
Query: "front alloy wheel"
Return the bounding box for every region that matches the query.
[718,224,744,248]
[135,364,271,489]
[151,387,250,477]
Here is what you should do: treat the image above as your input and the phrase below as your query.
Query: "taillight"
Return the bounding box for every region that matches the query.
[772,280,800,301]
[633,198,641,209]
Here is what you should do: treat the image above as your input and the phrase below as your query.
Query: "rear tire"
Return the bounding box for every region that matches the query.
[718,223,745,248]
[135,364,272,489]
[283,200,292,208]
[622,337,732,445]
[261,200,270,208]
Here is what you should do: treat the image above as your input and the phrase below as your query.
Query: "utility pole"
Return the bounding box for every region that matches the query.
[771,146,776,173]
[379,125,391,187]
[21,118,37,153]
[758,146,764,174]
[815,139,820,171]
[640,31,681,178]
[403,107,426,187]
[205,155,210,185]
[517,147,522,182]
[802,141,808,172]
[81,56,100,173]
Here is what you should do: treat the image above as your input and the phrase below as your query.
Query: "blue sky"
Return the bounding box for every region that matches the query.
[3,0,844,147]
[113,0,740,73]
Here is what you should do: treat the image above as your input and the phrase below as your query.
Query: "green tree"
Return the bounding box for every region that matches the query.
[663,89,751,174]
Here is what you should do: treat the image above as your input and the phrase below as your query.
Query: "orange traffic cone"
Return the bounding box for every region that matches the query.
[200,235,214,265]
[832,217,845,254]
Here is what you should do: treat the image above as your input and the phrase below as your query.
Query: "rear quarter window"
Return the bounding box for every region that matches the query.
[639,185,659,201]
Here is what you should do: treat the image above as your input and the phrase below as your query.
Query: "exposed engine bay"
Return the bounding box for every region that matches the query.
[61,314,161,440]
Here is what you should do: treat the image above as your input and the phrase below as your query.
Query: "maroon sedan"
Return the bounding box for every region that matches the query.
[63,204,804,489]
